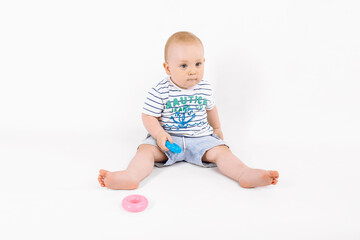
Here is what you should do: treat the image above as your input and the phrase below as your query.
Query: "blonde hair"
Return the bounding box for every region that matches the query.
[164,31,203,61]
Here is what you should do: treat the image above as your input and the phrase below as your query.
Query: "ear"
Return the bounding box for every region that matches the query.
[163,62,171,75]
[203,58,205,63]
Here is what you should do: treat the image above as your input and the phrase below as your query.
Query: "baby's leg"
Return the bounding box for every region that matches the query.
[202,146,279,188]
[98,144,167,190]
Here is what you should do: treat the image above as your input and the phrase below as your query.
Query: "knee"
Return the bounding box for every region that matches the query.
[137,144,157,157]
[203,145,231,163]
[138,144,167,162]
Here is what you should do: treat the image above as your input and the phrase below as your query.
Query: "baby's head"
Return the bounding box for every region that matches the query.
[163,31,205,89]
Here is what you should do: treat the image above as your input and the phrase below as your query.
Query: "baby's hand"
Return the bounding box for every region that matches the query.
[155,131,173,151]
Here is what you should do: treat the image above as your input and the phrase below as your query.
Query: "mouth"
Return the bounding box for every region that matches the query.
[187,78,198,81]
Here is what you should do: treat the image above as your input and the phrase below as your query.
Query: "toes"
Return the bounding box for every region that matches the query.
[98,175,104,181]
[99,169,109,177]
[271,179,278,185]
[269,170,279,179]
[98,170,108,187]
[98,176,105,187]
[269,171,279,185]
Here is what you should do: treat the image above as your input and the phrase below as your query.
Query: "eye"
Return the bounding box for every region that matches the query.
[180,64,187,68]
[196,62,202,67]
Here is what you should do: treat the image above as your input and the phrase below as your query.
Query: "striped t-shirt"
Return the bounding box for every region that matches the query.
[143,76,215,137]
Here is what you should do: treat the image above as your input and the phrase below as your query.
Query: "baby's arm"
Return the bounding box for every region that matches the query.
[142,113,173,151]
[206,106,224,140]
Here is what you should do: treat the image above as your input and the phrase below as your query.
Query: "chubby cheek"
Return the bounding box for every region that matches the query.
[171,74,186,86]
[174,71,187,81]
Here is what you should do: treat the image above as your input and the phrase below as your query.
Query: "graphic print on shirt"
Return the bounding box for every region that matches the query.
[163,95,209,130]
[142,77,215,137]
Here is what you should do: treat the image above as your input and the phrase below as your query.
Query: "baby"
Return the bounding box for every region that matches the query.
[98,31,279,189]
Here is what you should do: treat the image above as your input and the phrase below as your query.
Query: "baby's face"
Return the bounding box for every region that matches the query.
[163,42,205,89]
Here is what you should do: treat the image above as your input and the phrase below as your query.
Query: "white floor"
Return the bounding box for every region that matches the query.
[1,132,359,240]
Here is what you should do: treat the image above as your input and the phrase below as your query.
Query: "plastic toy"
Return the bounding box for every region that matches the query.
[165,141,182,153]
[122,194,148,213]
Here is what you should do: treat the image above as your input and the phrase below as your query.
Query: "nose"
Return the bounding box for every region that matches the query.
[188,67,196,75]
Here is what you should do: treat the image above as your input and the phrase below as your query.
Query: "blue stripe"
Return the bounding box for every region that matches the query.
[166,129,196,132]
[143,107,161,115]
[155,80,168,87]
[162,112,208,119]
[158,86,169,91]
[165,127,208,132]
[148,92,167,100]
[169,88,211,92]
[169,93,211,97]
[152,88,160,94]
[160,117,202,122]
[206,102,215,109]
[161,116,207,123]
[161,118,208,125]
[197,111,208,117]
[153,87,169,94]
[196,88,211,91]
[144,102,163,111]
[162,104,208,109]
[146,97,163,106]
[201,123,211,131]
[161,111,207,118]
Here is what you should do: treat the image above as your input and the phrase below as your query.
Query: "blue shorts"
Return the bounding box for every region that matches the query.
[139,134,229,168]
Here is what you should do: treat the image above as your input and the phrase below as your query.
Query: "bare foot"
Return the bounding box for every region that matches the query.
[238,168,279,188]
[98,169,139,190]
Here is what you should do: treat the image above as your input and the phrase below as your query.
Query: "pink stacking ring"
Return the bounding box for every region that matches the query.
[122,194,148,213]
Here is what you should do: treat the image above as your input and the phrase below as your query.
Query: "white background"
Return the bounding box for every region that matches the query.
[0,0,359,239]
